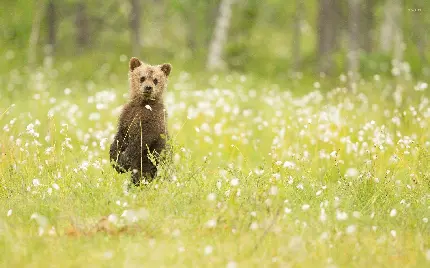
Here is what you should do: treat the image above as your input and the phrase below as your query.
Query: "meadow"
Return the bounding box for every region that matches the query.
[0,63,429,267]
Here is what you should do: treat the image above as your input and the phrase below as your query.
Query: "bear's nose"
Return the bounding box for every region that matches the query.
[144,86,153,92]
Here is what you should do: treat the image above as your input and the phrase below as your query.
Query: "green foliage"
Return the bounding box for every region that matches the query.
[2,0,430,80]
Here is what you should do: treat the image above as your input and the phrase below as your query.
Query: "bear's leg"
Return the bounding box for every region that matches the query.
[129,150,157,186]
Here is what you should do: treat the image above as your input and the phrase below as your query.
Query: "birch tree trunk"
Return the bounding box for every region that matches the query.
[28,0,45,67]
[380,0,402,56]
[207,0,234,71]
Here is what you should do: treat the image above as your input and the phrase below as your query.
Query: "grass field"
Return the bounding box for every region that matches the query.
[0,68,429,267]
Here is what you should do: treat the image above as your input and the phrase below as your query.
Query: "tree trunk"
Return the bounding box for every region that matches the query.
[28,0,45,67]
[76,2,89,52]
[46,0,56,56]
[186,10,197,55]
[412,3,426,65]
[380,0,402,56]
[292,0,304,72]
[130,0,141,56]
[348,0,360,85]
[360,0,375,53]
[207,0,234,71]
[205,1,220,47]
[317,0,341,74]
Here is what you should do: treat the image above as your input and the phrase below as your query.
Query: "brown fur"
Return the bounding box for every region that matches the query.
[109,57,171,185]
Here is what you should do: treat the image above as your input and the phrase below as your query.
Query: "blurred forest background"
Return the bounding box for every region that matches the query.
[0,0,428,83]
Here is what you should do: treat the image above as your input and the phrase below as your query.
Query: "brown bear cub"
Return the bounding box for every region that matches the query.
[109,57,171,185]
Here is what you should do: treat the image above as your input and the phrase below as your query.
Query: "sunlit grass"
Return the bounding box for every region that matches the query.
[0,69,429,267]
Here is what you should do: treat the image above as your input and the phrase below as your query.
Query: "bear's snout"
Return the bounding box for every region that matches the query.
[143,86,153,93]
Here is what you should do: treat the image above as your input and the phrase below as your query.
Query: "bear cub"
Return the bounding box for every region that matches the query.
[109,57,171,185]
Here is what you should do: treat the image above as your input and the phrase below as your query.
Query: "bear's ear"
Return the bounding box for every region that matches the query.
[160,63,172,77]
[129,57,142,71]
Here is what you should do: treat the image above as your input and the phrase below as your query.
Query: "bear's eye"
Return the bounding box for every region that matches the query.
[140,76,146,83]
[153,78,158,85]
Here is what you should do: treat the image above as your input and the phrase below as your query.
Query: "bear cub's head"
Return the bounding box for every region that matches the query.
[128,57,172,102]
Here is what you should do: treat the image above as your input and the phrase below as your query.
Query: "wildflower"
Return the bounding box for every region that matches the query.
[172,229,181,237]
[319,232,329,241]
[336,210,348,221]
[319,208,327,222]
[145,105,152,111]
[32,179,41,187]
[64,88,71,95]
[283,161,296,169]
[79,161,89,171]
[206,219,217,228]
[107,214,118,224]
[302,204,310,211]
[425,249,430,261]
[230,178,239,186]
[207,193,216,201]
[346,225,356,234]
[345,168,359,178]
[250,222,259,230]
[227,261,237,268]
[103,251,113,259]
[269,186,278,195]
[204,245,213,255]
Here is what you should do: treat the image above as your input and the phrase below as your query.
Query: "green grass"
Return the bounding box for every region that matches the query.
[0,68,429,267]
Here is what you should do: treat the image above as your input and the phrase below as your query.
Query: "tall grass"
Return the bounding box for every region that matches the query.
[0,68,429,267]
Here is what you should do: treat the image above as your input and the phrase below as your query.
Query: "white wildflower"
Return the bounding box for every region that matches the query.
[425,249,430,261]
[250,222,259,230]
[204,245,213,255]
[302,204,310,211]
[230,178,239,186]
[336,210,348,221]
[207,193,216,201]
[269,186,278,195]
[345,168,359,178]
[227,261,237,268]
[346,225,356,234]
[319,208,327,222]
[32,179,41,187]
[206,219,217,228]
[283,161,296,169]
